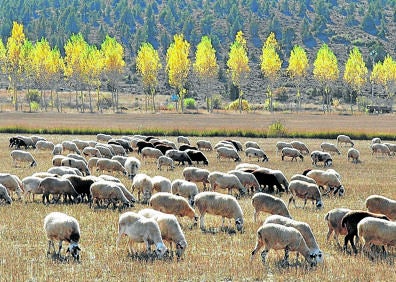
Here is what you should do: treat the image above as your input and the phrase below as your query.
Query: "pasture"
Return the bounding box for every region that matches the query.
[0,113,395,281]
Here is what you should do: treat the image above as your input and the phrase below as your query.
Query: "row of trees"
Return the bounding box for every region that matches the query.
[1,22,395,114]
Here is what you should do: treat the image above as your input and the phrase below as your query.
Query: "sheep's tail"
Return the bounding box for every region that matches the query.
[324,212,329,221]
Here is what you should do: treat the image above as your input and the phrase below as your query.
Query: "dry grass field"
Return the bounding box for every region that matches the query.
[0,113,395,281]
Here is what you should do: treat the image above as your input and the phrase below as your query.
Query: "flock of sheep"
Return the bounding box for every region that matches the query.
[1,132,395,266]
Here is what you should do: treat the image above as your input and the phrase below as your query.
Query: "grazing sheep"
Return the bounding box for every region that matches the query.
[245,147,268,162]
[155,144,174,155]
[264,215,324,263]
[214,141,236,151]
[40,176,81,204]
[347,148,361,164]
[96,158,127,176]
[0,184,12,204]
[43,212,81,261]
[177,136,190,145]
[108,138,133,153]
[131,173,153,203]
[108,142,127,156]
[371,137,381,144]
[0,173,23,200]
[165,149,193,166]
[124,157,141,179]
[384,143,396,156]
[216,147,241,162]
[87,157,100,172]
[47,166,83,177]
[185,149,209,165]
[290,174,317,185]
[138,208,187,259]
[324,208,351,246]
[228,170,260,194]
[10,150,37,167]
[370,143,391,157]
[179,144,198,151]
[357,217,396,259]
[250,223,317,267]
[365,194,396,220]
[194,191,244,232]
[224,139,243,151]
[182,167,210,190]
[157,155,175,171]
[196,140,213,151]
[90,180,131,210]
[171,179,199,205]
[82,146,102,158]
[52,155,66,166]
[208,171,246,196]
[97,133,113,142]
[256,168,289,193]
[62,175,96,203]
[288,180,323,209]
[149,192,197,223]
[52,144,63,155]
[244,141,260,149]
[95,144,115,158]
[251,168,285,194]
[306,169,344,196]
[111,156,127,167]
[281,147,304,162]
[251,193,292,222]
[61,157,90,176]
[276,141,293,155]
[35,140,55,152]
[291,141,310,155]
[151,176,172,193]
[235,163,261,172]
[10,135,36,149]
[141,147,164,163]
[72,139,91,150]
[320,142,341,155]
[61,141,81,155]
[22,176,44,202]
[341,210,390,255]
[336,134,354,147]
[116,211,167,258]
[136,140,154,154]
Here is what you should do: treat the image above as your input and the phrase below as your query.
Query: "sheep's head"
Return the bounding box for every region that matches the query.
[235,218,244,232]
[66,242,81,262]
[315,250,324,263]
[324,159,333,167]
[176,241,187,259]
[154,242,168,259]
[316,200,324,209]
[334,185,345,197]
[308,253,318,267]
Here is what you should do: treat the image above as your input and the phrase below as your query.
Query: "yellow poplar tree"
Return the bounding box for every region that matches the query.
[47,47,65,112]
[313,44,339,113]
[261,32,282,112]
[370,55,396,104]
[101,35,125,112]
[166,34,191,113]
[227,30,250,113]
[343,47,368,113]
[193,36,219,112]
[136,42,162,112]
[287,45,309,111]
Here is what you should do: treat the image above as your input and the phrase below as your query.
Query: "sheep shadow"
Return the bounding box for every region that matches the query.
[126,250,173,262]
[201,226,237,235]
[47,253,80,264]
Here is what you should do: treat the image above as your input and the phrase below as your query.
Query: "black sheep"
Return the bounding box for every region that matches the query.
[63,175,96,202]
[185,149,209,165]
[179,144,198,151]
[155,144,173,155]
[136,141,154,154]
[252,169,285,193]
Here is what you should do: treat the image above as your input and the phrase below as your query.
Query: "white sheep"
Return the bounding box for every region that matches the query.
[216,146,241,162]
[320,142,341,155]
[90,180,130,210]
[151,176,172,193]
[95,144,115,158]
[310,150,333,167]
[324,208,351,246]
[288,180,323,209]
[196,140,213,151]
[40,176,80,204]
[251,193,292,222]
[0,173,23,200]
[96,158,127,175]
[131,173,153,203]
[290,174,317,184]
[61,157,90,176]
[52,155,66,166]
[245,147,268,162]
[124,157,141,179]
[336,134,354,147]
[194,191,244,232]
[61,141,81,155]
[31,135,46,145]
[291,140,310,154]
[347,148,361,164]
[35,140,55,152]
[306,169,344,196]
[371,137,381,144]
[82,146,102,158]
[109,143,127,156]
[370,143,391,157]
[0,184,12,204]
[281,147,304,162]
[52,143,63,155]
[208,171,246,196]
[171,179,199,205]
[177,136,190,145]
[116,211,167,258]
[157,155,175,171]
[227,169,260,194]
[72,139,91,150]
[244,141,260,149]
[365,194,396,220]
[384,143,396,156]
[250,223,318,267]
[214,141,236,151]
[235,163,260,171]
[138,208,187,259]
[275,141,293,155]
[47,166,83,176]
[43,212,81,261]
[10,150,37,167]
[22,176,44,202]
[111,156,127,167]
[87,157,100,172]
[264,215,324,263]
[97,133,113,142]
[182,167,210,190]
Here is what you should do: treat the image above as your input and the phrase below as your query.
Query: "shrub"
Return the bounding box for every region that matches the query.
[226,99,250,111]
[184,98,196,109]
[30,101,40,112]
[267,120,287,137]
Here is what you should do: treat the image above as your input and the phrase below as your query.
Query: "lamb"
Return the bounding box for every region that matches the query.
[208,171,246,196]
[306,169,344,196]
[341,210,390,254]
[22,176,44,202]
[52,144,63,155]
[182,167,210,190]
[149,192,198,223]
[124,157,141,179]
[288,180,323,209]
[157,155,175,171]
[336,134,354,147]
[138,208,187,259]
[291,140,310,154]
[251,193,292,222]
[251,168,286,194]
[116,211,167,258]
[384,142,396,156]
[245,147,269,162]
[227,169,260,194]
[281,147,304,162]
[185,149,209,165]
[97,133,113,142]
[275,141,293,155]
[0,184,12,204]
[151,176,172,193]
[370,143,391,157]
[40,176,81,204]
[171,179,199,205]
[194,191,244,232]
[250,223,317,267]
[0,173,24,200]
[244,141,260,149]
[10,150,37,167]
[165,149,193,166]
[96,158,127,176]
[95,144,115,158]
[196,140,213,151]
[47,166,83,176]
[320,142,341,155]
[82,146,102,158]
[177,135,190,145]
[35,140,55,152]
[264,215,324,263]
[357,217,396,259]
[324,208,351,246]
[290,174,317,185]
[131,173,153,203]
[365,194,396,220]
[216,146,241,162]
[310,150,333,167]
[90,180,131,210]
[347,148,361,164]
[61,157,90,176]
[141,147,163,163]
[43,212,81,261]
[61,141,81,155]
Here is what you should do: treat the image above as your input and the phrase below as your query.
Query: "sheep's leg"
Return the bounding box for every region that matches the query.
[250,239,264,261]
[281,247,290,266]
[260,250,269,264]
[57,241,63,258]
[253,211,258,222]
[199,213,206,231]
[47,240,54,256]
